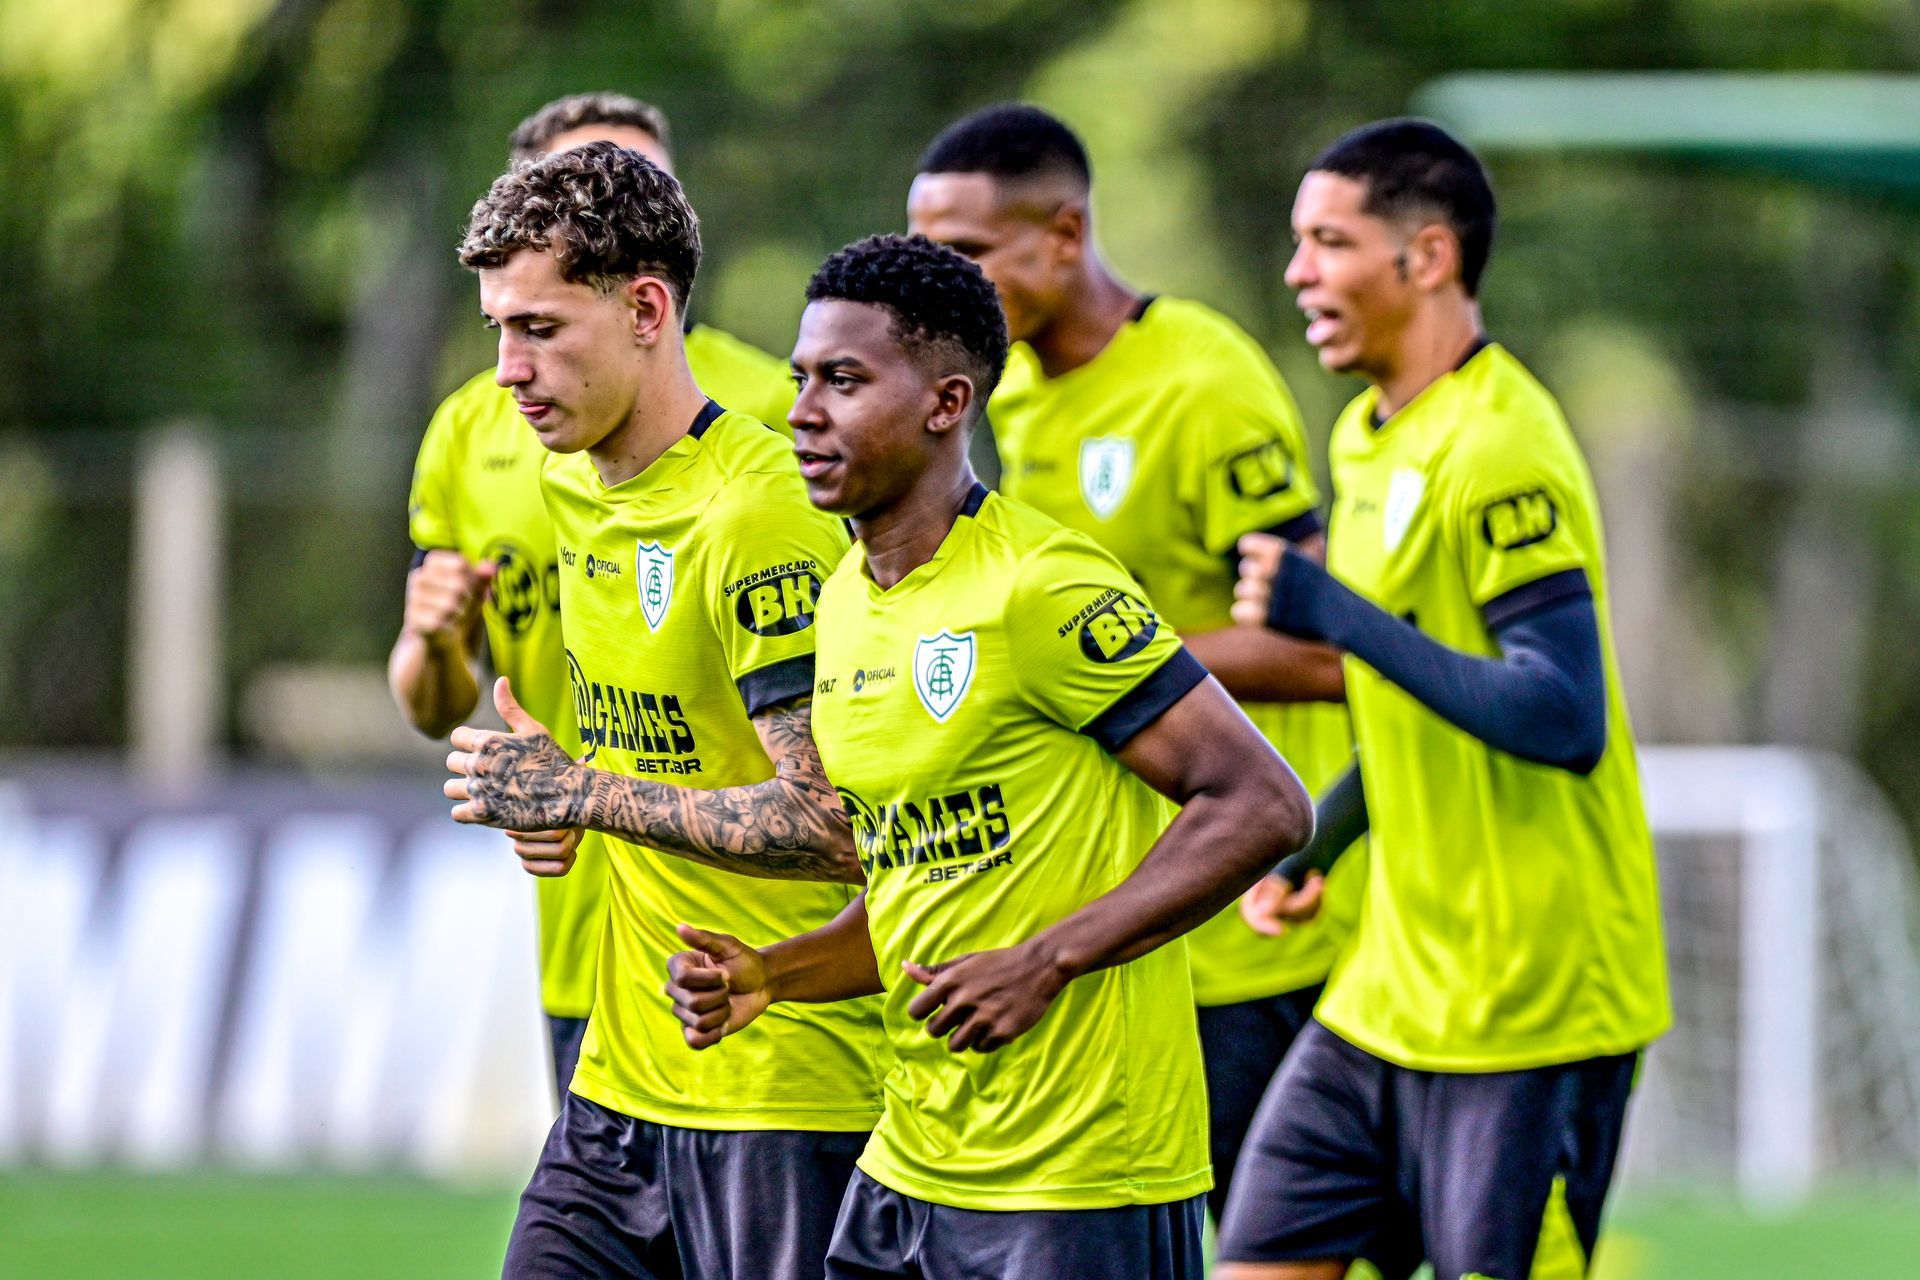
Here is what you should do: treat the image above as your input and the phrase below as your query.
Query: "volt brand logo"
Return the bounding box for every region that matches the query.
[567,649,698,770]
[1079,437,1134,518]
[913,631,976,722]
[1073,589,1159,664]
[481,537,558,637]
[1223,440,1296,499]
[1480,488,1559,551]
[840,783,1013,875]
[635,541,674,629]
[729,565,822,636]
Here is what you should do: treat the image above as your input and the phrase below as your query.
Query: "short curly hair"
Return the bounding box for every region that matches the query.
[508,92,672,164]
[805,234,1009,413]
[459,141,701,309]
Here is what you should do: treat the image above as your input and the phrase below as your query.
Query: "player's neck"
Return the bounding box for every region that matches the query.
[587,352,710,487]
[856,465,980,591]
[1026,262,1139,381]
[1372,299,1484,420]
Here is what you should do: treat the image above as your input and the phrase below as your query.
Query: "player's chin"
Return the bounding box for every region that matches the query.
[801,471,857,516]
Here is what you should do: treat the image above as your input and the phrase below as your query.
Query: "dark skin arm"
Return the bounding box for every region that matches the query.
[662,896,882,1049]
[660,672,1314,1055]
[1181,532,1345,703]
[445,676,860,883]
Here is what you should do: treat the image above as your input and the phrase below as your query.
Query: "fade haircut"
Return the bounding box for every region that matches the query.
[916,102,1091,190]
[1311,119,1497,296]
[806,234,1010,416]
[508,92,672,163]
[459,141,701,310]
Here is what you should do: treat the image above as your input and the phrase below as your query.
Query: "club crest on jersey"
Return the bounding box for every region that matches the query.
[913,630,977,723]
[1079,437,1134,519]
[1383,468,1425,553]
[635,540,675,630]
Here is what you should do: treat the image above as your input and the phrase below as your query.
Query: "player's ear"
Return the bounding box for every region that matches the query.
[1406,222,1461,293]
[925,373,975,438]
[625,275,677,346]
[1047,199,1089,265]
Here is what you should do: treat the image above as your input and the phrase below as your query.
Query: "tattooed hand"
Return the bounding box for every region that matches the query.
[445,677,591,832]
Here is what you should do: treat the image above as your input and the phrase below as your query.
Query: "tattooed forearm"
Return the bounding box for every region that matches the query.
[586,697,859,883]
[462,696,858,883]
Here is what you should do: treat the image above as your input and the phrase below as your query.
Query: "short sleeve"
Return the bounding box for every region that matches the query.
[406,391,463,552]
[1185,382,1324,556]
[1443,437,1591,612]
[1007,533,1208,753]
[698,474,852,715]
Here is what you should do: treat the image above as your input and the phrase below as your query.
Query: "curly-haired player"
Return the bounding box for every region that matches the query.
[393,94,795,1113]
[444,142,882,1280]
[657,232,1315,1280]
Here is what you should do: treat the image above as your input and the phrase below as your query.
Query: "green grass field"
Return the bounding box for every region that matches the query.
[3,1172,1918,1278]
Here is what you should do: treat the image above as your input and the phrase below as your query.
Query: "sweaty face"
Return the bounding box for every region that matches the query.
[537,123,674,174]
[481,249,642,455]
[788,300,947,519]
[907,172,1058,344]
[1284,171,1418,379]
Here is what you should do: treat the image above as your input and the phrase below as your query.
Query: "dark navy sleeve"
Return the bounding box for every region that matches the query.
[1272,760,1369,885]
[1264,549,1608,775]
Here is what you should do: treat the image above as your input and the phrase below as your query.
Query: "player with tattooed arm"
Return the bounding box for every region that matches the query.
[443,143,882,1280]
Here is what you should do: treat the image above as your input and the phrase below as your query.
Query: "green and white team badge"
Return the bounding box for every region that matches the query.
[913,630,977,723]
[1079,437,1134,518]
[1383,468,1425,553]
[635,540,674,630]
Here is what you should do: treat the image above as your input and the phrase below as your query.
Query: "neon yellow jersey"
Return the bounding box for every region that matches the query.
[685,322,797,431]
[813,487,1212,1210]
[1317,343,1671,1071]
[404,323,794,1018]
[408,368,601,1019]
[991,295,1360,1004]
[542,403,883,1130]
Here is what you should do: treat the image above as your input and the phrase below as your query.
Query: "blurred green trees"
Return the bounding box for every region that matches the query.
[3,0,1920,823]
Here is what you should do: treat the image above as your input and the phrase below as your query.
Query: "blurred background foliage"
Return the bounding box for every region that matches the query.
[3,0,1920,828]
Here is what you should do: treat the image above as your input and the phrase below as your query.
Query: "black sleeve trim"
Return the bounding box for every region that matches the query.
[410,546,431,570]
[1225,511,1324,574]
[1483,568,1592,632]
[736,654,817,717]
[1083,647,1208,754]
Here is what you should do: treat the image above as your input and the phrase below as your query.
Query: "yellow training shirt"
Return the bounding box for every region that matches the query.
[405,324,796,1020]
[542,403,883,1130]
[814,486,1212,1210]
[991,295,1360,1004]
[1317,343,1671,1072]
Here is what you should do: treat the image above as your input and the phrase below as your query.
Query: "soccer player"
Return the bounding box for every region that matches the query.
[444,142,882,1280]
[390,91,795,1103]
[1214,121,1671,1280]
[907,102,1360,1217]
[652,232,1313,1280]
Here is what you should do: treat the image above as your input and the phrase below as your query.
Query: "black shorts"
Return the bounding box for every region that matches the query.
[1216,1019,1637,1280]
[1195,983,1322,1222]
[544,1015,588,1111]
[503,1092,867,1280]
[825,1168,1206,1280]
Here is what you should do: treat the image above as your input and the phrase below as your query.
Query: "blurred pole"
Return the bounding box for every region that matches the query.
[130,425,224,791]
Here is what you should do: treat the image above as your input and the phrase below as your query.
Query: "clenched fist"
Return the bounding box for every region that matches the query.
[404,550,496,650]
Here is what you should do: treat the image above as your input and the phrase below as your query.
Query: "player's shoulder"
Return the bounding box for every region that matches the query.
[688,323,785,373]
[1441,345,1581,468]
[426,368,514,438]
[1137,296,1284,378]
[695,410,829,530]
[975,490,1131,589]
